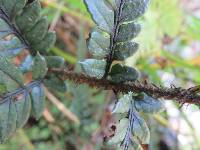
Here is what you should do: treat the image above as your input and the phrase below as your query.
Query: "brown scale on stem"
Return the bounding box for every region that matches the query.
[49,68,200,107]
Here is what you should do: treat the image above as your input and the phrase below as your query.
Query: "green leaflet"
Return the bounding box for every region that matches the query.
[0,56,24,86]
[109,64,139,83]
[15,92,32,129]
[44,74,67,93]
[114,42,139,61]
[16,0,41,32]
[0,37,25,57]
[112,92,132,114]
[0,100,16,143]
[79,59,106,79]
[45,56,65,68]
[134,93,165,113]
[33,32,56,53]
[1,0,27,20]
[0,84,6,96]
[130,106,150,144]
[116,22,141,42]
[32,53,48,80]
[0,91,31,143]
[30,85,45,120]
[84,0,114,33]
[0,17,25,57]
[120,0,150,22]
[44,56,67,92]
[108,118,129,145]
[0,18,13,39]
[0,71,18,93]
[87,28,110,58]
[25,17,49,45]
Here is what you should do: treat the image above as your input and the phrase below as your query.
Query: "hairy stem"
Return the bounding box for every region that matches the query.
[50,68,200,106]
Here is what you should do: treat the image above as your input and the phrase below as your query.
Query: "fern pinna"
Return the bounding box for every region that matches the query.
[81,0,164,149]
[0,0,66,143]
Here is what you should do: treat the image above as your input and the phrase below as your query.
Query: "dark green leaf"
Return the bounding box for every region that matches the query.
[114,42,139,61]
[45,56,65,68]
[25,17,48,45]
[16,0,41,32]
[32,32,56,52]
[44,74,67,93]
[121,0,150,22]
[1,0,27,19]
[116,22,141,42]
[32,53,47,80]
[109,64,139,83]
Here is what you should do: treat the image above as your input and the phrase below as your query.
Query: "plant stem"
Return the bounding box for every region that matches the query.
[49,68,200,106]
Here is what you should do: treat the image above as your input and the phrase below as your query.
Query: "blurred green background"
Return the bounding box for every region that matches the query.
[1,0,200,150]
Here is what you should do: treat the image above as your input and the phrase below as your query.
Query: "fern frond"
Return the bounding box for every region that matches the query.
[81,0,149,82]
[0,0,66,143]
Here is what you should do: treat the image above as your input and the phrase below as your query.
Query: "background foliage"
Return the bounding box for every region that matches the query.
[0,0,200,150]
